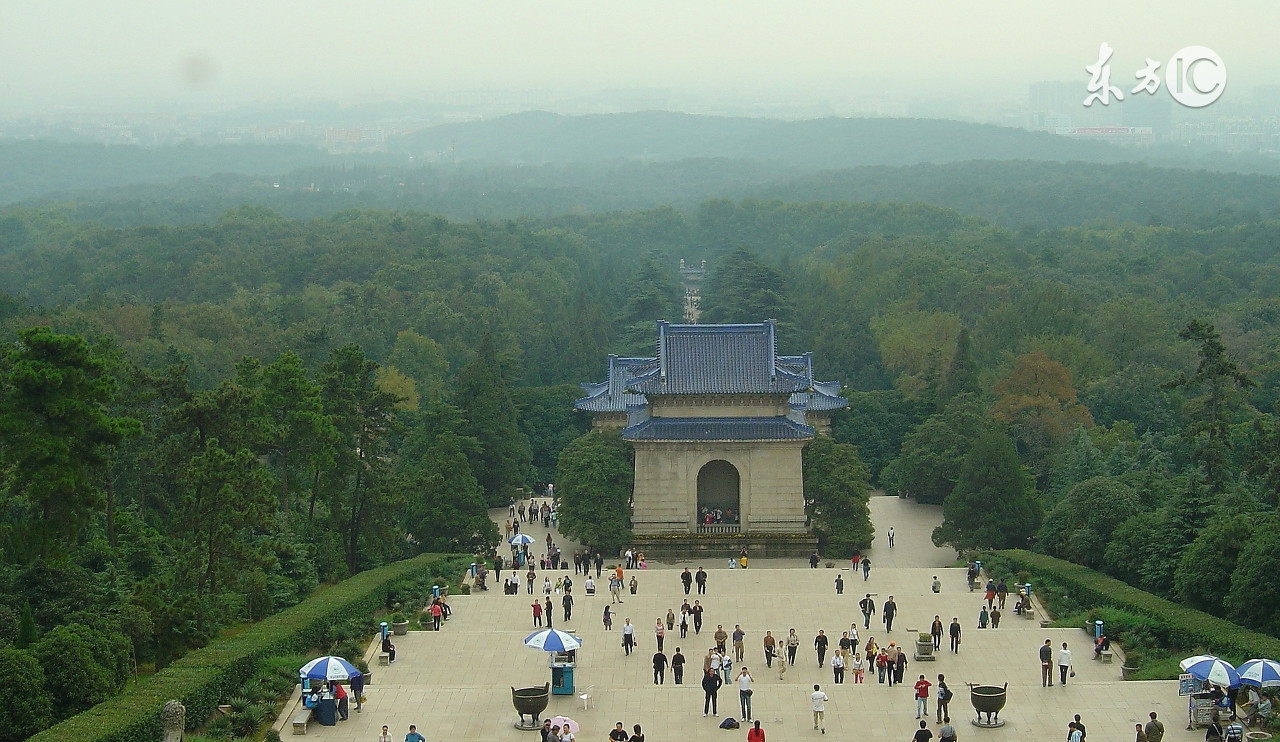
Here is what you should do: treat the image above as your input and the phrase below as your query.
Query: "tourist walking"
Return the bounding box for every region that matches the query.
[835,574,844,594]
[860,594,876,628]
[914,674,932,719]
[1059,642,1073,685]
[888,527,895,548]
[682,568,694,594]
[691,601,705,634]
[894,645,909,684]
[653,649,668,684]
[603,604,613,630]
[811,684,829,733]
[949,618,962,653]
[531,600,543,627]
[1145,712,1165,742]
[913,720,933,742]
[1041,639,1055,686]
[695,567,708,594]
[737,666,755,721]
[680,608,689,638]
[733,624,746,662]
[831,649,846,684]
[862,557,872,580]
[703,668,723,716]
[747,720,765,742]
[851,651,866,683]
[672,647,686,684]
[786,629,800,665]
[815,630,829,667]
[931,616,944,650]
[562,591,573,622]
[621,618,637,654]
[883,596,898,633]
[655,619,666,651]
[667,609,676,631]
[763,631,777,667]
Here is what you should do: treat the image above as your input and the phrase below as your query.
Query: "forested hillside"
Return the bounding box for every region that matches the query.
[3,191,1280,736]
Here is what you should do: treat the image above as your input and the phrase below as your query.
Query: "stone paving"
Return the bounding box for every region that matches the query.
[281,495,1191,742]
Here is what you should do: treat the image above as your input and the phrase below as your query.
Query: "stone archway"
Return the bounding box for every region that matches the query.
[697,460,741,531]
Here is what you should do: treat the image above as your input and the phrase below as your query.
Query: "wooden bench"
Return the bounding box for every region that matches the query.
[1100,650,1114,664]
[291,706,313,734]
[378,652,390,666]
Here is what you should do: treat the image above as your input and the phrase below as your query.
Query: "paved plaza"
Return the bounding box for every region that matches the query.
[280,495,1189,741]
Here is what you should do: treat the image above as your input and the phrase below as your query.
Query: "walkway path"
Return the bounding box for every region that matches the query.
[285,494,1188,742]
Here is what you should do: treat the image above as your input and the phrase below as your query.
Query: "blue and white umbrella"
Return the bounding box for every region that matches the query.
[509,533,535,545]
[1237,659,1280,688]
[524,629,583,652]
[1180,655,1240,688]
[299,655,363,681]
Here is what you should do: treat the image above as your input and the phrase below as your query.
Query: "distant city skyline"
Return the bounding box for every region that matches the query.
[2,1,1275,118]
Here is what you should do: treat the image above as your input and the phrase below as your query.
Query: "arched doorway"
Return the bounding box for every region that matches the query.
[697,460,741,532]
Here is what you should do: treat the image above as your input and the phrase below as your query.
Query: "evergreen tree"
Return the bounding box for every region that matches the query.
[1225,514,1280,635]
[803,436,874,555]
[880,393,986,504]
[0,327,141,559]
[615,256,684,354]
[1175,513,1254,616]
[932,428,1040,550]
[556,430,633,554]
[699,247,791,326]
[0,647,51,739]
[399,432,498,554]
[938,327,979,402]
[453,334,532,506]
[1164,319,1255,492]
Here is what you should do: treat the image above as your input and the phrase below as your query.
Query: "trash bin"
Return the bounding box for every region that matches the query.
[551,662,576,695]
[1095,620,1104,639]
[974,560,982,576]
[380,621,389,641]
[470,563,477,577]
[432,585,441,598]
[314,697,337,726]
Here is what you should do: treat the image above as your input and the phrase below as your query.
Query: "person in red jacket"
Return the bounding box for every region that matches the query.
[746,720,765,742]
[914,675,932,719]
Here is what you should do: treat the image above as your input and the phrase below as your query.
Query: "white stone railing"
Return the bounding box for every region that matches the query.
[697,523,741,534]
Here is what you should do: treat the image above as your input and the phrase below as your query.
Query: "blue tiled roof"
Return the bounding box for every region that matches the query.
[622,417,815,441]
[574,356,654,413]
[629,321,810,395]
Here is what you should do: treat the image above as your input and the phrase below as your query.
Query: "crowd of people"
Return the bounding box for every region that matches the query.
[460,497,1176,742]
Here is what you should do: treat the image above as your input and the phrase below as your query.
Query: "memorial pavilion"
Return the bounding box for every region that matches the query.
[575,320,846,556]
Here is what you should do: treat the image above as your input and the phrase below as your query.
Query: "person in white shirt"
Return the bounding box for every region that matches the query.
[737,666,754,720]
[811,683,830,733]
[622,618,636,655]
[831,650,846,684]
[1058,642,1073,686]
[584,576,595,595]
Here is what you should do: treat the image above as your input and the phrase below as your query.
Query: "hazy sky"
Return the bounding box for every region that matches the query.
[1,1,1275,114]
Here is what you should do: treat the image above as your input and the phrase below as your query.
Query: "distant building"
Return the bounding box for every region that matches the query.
[575,320,846,556]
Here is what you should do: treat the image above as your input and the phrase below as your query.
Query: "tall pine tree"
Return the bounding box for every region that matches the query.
[933,428,1041,550]
[454,334,532,506]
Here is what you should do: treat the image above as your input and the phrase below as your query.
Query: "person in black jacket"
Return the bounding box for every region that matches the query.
[702,668,723,716]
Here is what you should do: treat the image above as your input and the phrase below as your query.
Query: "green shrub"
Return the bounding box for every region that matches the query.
[981,550,1280,671]
[28,553,469,742]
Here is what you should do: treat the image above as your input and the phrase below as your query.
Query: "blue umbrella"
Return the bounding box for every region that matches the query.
[299,655,362,681]
[1237,659,1280,688]
[524,629,583,652]
[509,533,535,545]
[1181,655,1240,688]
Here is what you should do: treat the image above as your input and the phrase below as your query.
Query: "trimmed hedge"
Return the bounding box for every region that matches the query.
[29,553,467,742]
[982,549,1280,664]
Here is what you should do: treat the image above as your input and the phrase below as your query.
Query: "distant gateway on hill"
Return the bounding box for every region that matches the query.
[575,320,847,556]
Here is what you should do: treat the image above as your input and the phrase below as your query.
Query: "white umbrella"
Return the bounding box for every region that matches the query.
[1237,659,1280,688]
[510,533,535,545]
[524,628,583,652]
[550,716,580,734]
[1180,655,1240,688]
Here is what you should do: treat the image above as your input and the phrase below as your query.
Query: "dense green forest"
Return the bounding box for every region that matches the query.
[4,168,1280,736]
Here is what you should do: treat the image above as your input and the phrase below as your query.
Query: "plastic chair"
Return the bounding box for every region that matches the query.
[579,685,595,710]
